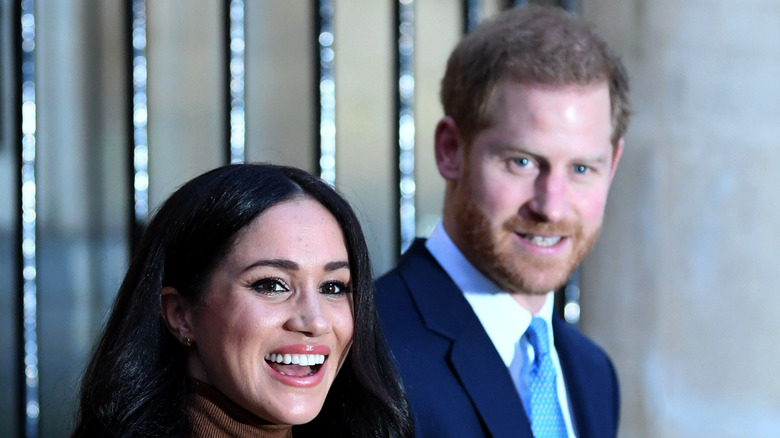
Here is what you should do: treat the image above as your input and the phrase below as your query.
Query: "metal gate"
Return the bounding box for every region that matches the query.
[0,1,578,435]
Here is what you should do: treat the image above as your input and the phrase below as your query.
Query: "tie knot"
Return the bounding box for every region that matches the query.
[527,317,551,358]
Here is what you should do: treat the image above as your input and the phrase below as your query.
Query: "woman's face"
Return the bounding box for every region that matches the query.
[187,197,354,425]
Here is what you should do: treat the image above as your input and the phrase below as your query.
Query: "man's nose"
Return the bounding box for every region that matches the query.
[527,171,568,222]
[283,290,332,337]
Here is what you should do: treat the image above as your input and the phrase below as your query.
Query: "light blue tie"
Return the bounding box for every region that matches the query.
[526,317,567,438]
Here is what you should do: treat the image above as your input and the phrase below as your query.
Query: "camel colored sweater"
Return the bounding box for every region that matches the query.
[188,379,293,438]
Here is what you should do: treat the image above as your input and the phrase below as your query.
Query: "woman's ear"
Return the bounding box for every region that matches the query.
[161,286,195,346]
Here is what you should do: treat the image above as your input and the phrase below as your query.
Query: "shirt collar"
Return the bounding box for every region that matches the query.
[426,221,556,367]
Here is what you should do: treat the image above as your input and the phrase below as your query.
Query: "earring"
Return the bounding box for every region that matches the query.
[182,336,192,347]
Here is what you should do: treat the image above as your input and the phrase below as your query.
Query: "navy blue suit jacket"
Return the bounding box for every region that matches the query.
[375,239,619,438]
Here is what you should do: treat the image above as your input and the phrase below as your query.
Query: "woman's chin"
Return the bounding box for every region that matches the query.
[260,401,325,426]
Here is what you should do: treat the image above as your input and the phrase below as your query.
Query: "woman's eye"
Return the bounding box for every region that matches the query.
[250,278,288,294]
[320,281,350,295]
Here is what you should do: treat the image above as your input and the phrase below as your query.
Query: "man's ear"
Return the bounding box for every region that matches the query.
[161,286,195,346]
[609,138,624,182]
[434,116,465,181]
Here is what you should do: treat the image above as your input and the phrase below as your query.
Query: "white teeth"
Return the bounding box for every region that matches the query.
[525,235,562,247]
[264,353,326,366]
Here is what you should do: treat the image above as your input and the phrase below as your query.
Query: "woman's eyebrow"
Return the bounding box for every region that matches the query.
[324,261,350,272]
[242,259,349,273]
[243,259,299,272]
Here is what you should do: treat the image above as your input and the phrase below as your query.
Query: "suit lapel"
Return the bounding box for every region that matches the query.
[554,317,586,435]
[554,315,603,438]
[397,241,532,437]
[449,319,531,437]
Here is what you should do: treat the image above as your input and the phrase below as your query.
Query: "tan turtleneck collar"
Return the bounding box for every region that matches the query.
[188,378,293,438]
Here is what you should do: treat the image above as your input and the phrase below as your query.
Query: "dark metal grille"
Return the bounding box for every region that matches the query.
[14,0,39,436]
[315,0,336,184]
[463,0,480,33]
[127,0,149,254]
[5,4,594,434]
[226,0,246,164]
[395,0,416,253]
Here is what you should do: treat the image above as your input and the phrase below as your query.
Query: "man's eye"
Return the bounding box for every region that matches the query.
[574,164,589,174]
[250,278,288,293]
[320,281,350,295]
[513,158,532,168]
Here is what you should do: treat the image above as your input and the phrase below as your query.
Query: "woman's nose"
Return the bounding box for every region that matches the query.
[283,291,332,337]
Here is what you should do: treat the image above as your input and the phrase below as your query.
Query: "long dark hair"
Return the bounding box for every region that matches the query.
[71,163,413,437]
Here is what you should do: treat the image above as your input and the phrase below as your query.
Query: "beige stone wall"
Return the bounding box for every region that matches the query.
[580,1,780,437]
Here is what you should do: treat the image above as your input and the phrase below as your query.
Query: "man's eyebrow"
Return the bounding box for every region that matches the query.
[498,144,611,165]
[577,154,611,165]
[497,143,537,155]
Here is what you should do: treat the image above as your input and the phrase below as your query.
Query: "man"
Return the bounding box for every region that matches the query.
[375,5,631,438]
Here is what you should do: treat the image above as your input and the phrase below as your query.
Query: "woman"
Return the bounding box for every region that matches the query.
[71,164,413,437]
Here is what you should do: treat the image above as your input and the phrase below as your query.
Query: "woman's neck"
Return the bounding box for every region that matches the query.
[188,378,293,438]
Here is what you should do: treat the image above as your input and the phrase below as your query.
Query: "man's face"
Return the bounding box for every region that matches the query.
[448,81,622,298]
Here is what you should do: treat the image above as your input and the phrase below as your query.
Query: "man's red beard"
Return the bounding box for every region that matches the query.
[454,195,600,296]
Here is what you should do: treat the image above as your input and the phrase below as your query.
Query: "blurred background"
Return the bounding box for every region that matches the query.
[1,0,779,437]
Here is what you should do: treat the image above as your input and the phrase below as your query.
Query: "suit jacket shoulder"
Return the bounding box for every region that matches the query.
[375,239,619,438]
[376,240,530,437]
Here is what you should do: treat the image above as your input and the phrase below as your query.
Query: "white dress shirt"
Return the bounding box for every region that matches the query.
[425,222,577,438]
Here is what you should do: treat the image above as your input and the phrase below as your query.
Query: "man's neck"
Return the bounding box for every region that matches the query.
[509,292,549,315]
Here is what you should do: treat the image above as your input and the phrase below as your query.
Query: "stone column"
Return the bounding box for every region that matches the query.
[581,1,780,437]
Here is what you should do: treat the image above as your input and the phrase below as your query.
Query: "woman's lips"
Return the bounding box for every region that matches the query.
[265,353,325,377]
[263,345,330,386]
[265,353,325,367]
